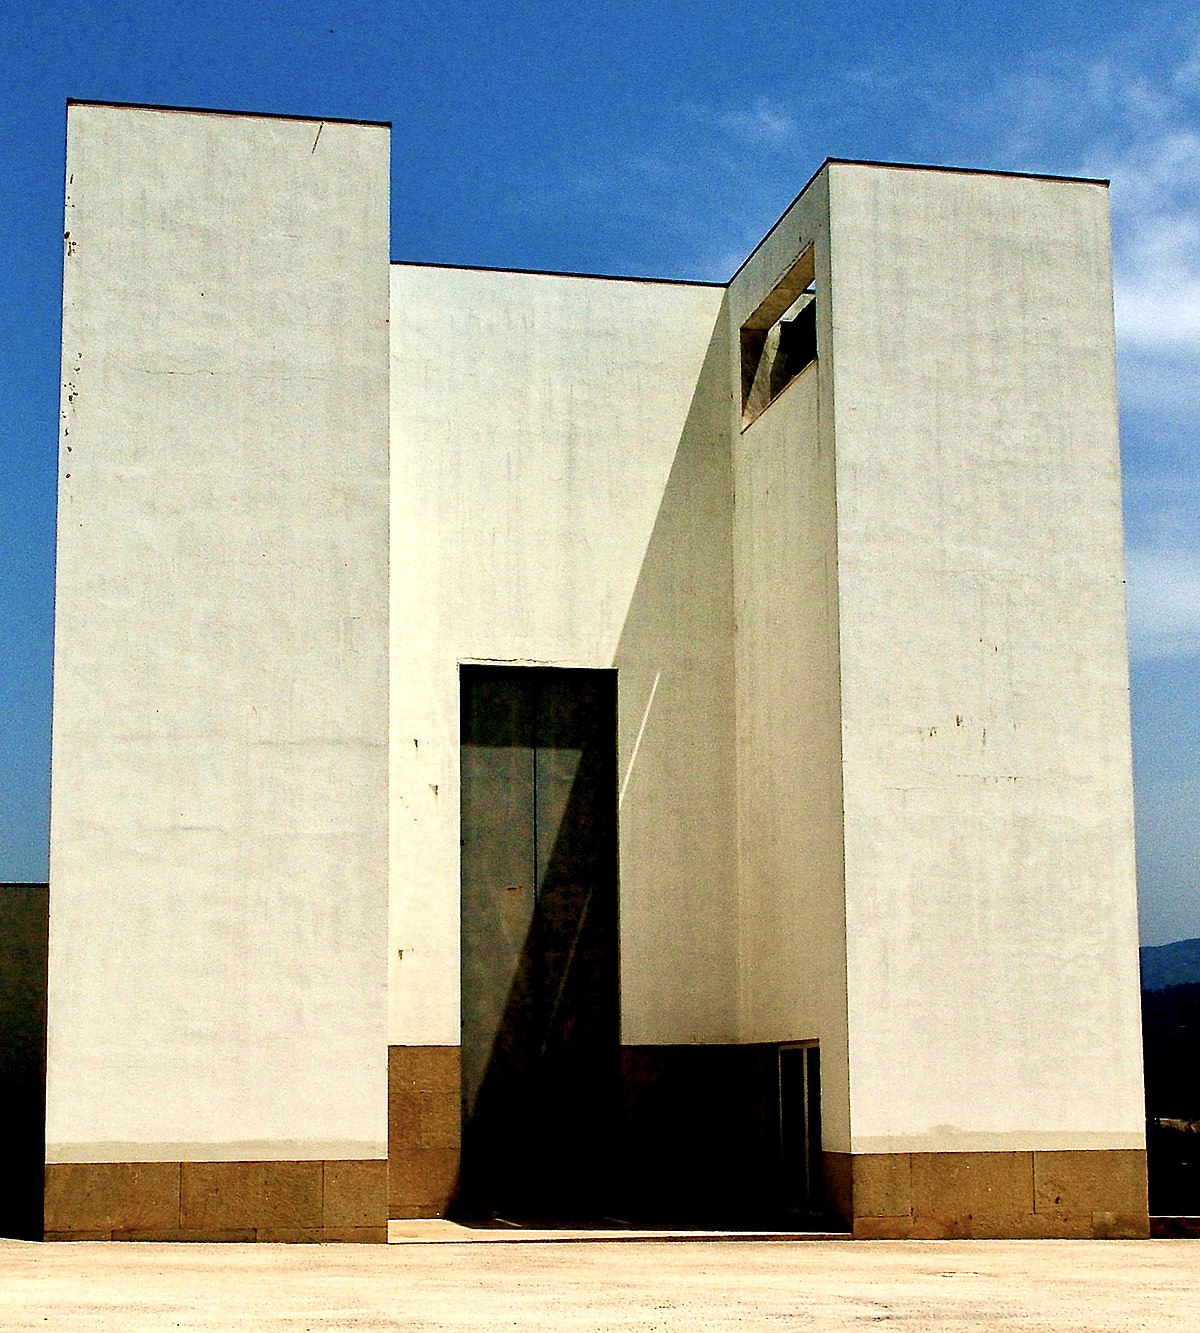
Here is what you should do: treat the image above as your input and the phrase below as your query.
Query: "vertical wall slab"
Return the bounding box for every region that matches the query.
[389,265,735,1217]
[389,267,733,1049]
[728,170,852,1164]
[48,103,390,1240]
[826,163,1146,1237]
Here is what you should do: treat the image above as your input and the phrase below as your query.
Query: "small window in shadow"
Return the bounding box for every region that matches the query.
[741,244,817,428]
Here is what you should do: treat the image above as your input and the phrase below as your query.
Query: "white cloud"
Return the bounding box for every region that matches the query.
[1109,129,1200,355]
[1124,473,1200,545]
[1135,776,1200,945]
[716,97,798,147]
[974,30,1200,363]
[1118,344,1200,418]
[1116,275,1200,351]
[980,25,1200,701]
[1126,545,1200,660]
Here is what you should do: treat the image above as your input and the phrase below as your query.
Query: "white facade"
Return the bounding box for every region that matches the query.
[389,265,736,1049]
[825,165,1141,1154]
[48,104,390,1164]
[44,102,1147,1239]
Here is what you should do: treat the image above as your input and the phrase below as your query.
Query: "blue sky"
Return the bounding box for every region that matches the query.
[1,1,1197,944]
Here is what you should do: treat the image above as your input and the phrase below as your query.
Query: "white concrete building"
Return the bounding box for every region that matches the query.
[43,100,1147,1241]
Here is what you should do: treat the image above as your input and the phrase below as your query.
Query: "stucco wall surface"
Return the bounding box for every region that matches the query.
[47,104,390,1161]
[826,163,1144,1152]
[728,170,852,1152]
[389,266,733,1047]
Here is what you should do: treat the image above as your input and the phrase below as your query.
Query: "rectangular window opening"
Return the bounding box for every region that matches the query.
[741,244,817,428]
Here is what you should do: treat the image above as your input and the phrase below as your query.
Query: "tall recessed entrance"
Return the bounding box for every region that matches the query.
[457,666,619,1222]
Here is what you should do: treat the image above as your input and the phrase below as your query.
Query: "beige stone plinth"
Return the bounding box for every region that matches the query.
[824,1149,1148,1239]
[44,1159,387,1242]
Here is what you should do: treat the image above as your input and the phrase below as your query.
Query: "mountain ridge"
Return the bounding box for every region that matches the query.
[1141,937,1200,992]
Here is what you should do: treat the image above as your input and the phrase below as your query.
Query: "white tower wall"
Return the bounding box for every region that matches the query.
[46,105,391,1236]
[827,164,1143,1156]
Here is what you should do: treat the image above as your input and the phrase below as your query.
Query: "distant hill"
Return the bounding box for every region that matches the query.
[1141,938,1200,992]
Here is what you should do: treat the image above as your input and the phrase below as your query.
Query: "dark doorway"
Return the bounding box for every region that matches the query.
[779,1043,822,1217]
[457,666,619,1223]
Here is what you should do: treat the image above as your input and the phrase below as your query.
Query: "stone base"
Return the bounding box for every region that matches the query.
[388,1045,461,1219]
[824,1149,1149,1239]
[44,1160,387,1242]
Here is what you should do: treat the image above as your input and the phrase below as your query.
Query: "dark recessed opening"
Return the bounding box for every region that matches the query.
[741,244,817,428]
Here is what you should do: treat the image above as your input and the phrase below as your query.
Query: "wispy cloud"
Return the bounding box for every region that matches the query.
[1103,125,1200,360]
[1126,546,1200,660]
[1135,775,1200,944]
[843,63,920,98]
[1071,36,1200,668]
[512,14,1200,350]
[1124,471,1200,662]
[973,23,1200,673]
[979,28,1200,367]
[714,97,798,147]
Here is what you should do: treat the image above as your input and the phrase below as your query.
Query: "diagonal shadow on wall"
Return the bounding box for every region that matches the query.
[456,667,618,1224]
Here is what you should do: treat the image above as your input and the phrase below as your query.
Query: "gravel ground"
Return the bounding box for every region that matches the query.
[1,1237,1197,1331]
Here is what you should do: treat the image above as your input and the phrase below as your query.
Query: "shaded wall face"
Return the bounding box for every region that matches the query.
[48,105,390,1163]
[612,303,738,1045]
[826,164,1143,1151]
[727,172,852,1154]
[389,269,735,1049]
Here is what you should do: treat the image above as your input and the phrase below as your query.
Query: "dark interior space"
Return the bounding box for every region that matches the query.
[619,1043,831,1229]
[1142,982,1200,1216]
[0,884,48,1240]
[457,666,619,1223]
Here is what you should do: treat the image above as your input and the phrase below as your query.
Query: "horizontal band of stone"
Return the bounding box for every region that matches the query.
[825,1148,1149,1240]
[45,1160,387,1242]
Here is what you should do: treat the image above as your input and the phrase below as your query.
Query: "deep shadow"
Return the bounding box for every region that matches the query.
[457,667,619,1224]
[0,884,48,1239]
[1142,981,1200,1216]
[618,1044,832,1229]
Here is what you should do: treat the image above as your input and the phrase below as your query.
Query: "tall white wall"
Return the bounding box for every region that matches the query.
[729,173,852,1152]
[47,104,390,1162]
[389,266,733,1047]
[827,163,1144,1152]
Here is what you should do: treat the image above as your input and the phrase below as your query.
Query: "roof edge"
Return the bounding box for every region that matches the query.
[390,259,726,289]
[66,98,390,130]
[727,155,1110,284]
[823,156,1109,188]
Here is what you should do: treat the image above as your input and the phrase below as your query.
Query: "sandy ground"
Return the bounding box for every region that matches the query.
[1,1237,1198,1331]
